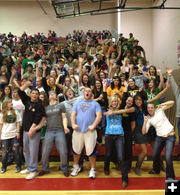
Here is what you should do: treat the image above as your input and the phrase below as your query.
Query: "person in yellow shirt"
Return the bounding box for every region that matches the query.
[107,76,124,101]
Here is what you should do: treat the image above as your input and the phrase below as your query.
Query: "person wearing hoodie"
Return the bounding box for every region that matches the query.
[166,67,180,160]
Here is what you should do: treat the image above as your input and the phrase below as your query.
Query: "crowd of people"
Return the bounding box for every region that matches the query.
[0,30,179,188]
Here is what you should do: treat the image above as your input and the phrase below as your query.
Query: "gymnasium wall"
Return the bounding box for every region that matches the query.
[152,0,180,71]
[0,0,116,37]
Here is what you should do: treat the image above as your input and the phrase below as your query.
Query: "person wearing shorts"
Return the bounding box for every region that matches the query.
[71,87,102,179]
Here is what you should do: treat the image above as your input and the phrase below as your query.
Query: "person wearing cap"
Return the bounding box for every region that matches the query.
[2,45,12,56]
[38,91,70,177]
[132,40,146,60]
[129,65,149,89]
[57,58,68,84]
[128,33,135,43]
[21,51,35,77]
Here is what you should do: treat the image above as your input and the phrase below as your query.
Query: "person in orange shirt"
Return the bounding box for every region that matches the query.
[107,76,124,101]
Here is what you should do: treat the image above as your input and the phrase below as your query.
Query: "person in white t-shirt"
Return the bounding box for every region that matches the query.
[12,88,25,124]
[12,87,25,165]
[0,100,22,173]
[142,101,176,180]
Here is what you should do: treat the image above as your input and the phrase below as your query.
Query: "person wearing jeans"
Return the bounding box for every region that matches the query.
[40,131,68,175]
[142,101,176,180]
[18,81,46,180]
[166,67,180,160]
[104,95,128,189]
[151,135,175,179]
[0,100,22,173]
[38,91,69,177]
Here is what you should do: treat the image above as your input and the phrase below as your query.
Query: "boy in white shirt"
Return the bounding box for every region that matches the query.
[142,101,175,180]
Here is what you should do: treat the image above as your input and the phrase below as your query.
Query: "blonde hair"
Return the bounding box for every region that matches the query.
[108,95,120,110]
[1,65,8,73]
[2,100,16,123]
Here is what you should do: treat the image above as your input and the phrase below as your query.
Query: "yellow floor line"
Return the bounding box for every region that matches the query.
[0,190,165,195]
[0,161,179,179]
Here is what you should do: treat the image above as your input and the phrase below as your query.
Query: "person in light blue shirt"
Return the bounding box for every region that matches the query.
[72,98,101,133]
[104,95,128,188]
[106,114,124,135]
[71,87,102,179]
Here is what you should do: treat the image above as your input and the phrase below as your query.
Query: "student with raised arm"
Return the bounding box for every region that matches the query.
[166,67,180,160]
[18,81,46,180]
[142,101,175,180]
[105,80,170,175]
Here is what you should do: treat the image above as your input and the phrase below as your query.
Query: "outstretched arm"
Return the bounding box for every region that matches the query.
[166,67,180,98]
[147,80,170,103]
[157,101,174,111]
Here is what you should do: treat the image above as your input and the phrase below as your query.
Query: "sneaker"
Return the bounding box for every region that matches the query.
[89,168,96,179]
[122,181,128,189]
[38,170,49,176]
[1,167,6,174]
[26,172,37,180]
[71,165,81,176]
[20,169,30,174]
[15,167,21,173]
[64,170,69,177]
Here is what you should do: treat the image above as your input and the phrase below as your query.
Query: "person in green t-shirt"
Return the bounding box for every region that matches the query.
[21,51,35,77]
[145,69,164,106]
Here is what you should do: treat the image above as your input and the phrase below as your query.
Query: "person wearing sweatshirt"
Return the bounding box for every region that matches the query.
[166,67,180,160]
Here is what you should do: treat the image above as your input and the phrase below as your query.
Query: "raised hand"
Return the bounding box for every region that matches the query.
[25,80,33,87]
[124,80,128,88]
[156,67,161,74]
[166,67,173,75]
[78,56,84,64]
[144,115,148,122]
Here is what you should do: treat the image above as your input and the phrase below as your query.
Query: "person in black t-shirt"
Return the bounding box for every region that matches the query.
[18,81,46,180]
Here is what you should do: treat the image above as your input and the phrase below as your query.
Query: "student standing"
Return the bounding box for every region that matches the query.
[0,100,21,173]
[18,81,46,180]
[142,101,176,180]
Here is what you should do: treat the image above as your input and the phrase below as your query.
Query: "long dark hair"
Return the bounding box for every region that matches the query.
[149,65,157,76]
[148,78,157,93]
[133,94,147,114]
[93,79,103,98]
[0,85,12,102]
[82,74,90,87]
[110,76,121,90]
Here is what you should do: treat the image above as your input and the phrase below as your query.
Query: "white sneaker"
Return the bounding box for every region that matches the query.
[71,165,81,176]
[89,168,96,179]
[26,172,37,180]
[20,169,30,174]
